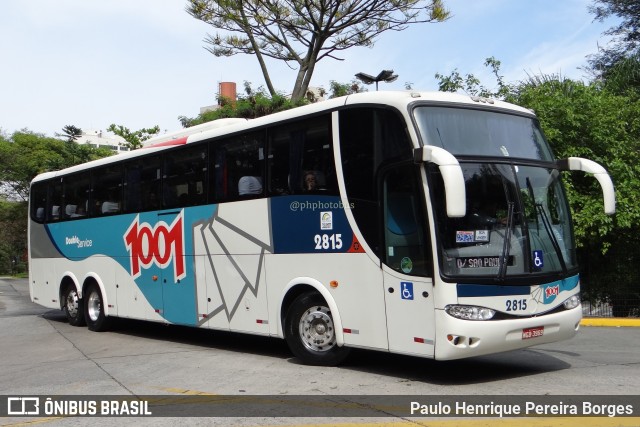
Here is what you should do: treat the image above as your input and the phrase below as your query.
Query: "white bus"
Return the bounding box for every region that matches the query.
[28,91,615,364]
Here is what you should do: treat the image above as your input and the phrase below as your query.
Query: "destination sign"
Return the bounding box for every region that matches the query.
[457,256,514,269]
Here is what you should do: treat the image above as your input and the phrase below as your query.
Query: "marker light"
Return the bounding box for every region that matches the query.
[446,305,496,321]
[563,294,581,310]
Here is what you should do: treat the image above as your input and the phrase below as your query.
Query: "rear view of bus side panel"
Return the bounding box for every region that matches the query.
[29,220,65,310]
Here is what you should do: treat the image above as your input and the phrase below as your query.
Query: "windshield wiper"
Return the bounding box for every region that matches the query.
[497,201,515,281]
[535,201,567,274]
[526,178,540,233]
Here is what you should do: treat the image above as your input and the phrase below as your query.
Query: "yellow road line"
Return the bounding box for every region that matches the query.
[581,318,640,327]
[258,419,640,427]
[0,417,63,427]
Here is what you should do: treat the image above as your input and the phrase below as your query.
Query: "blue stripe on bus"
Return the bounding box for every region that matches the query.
[457,284,531,297]
[457,275,580,301]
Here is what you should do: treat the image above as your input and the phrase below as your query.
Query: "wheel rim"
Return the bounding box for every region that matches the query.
[65,289,79,318]
[298,305,336,352]
[87,290,101,322]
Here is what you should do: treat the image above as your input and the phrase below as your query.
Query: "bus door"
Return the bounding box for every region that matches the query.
[381,165,436,357]
[156,210,197,326]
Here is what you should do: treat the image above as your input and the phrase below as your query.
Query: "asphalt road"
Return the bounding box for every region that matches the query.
[0,277,638,426]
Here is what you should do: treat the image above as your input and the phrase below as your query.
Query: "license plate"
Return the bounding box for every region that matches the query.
[522,326,544,340]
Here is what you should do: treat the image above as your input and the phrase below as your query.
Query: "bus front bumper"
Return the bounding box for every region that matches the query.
[434,307,582,360]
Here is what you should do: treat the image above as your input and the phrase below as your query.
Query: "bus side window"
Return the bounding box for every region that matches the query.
[269,115,336,195]
[124,156,162,212]
[92,165,123,216]
[30,182,48,223]
[63,173,90,219]
[163,145,208,208]
[49,180,63,222]
[211,132,265,202]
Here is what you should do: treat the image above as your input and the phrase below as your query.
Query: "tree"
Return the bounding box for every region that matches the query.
[0,198,27,275]
[326,80,367,98]
[179,81,306,127]
[106,124,160,150]
[0,131,113,274]
[186,0,449,102]
[588,0,640,76]
[514,77,640,305]
[434,56,512,99]
[57,125,83,142]
[0,130,113,201]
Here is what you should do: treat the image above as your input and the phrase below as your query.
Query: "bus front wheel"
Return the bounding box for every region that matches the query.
[284,293,350,366]
[62,284,86,327]
[84,283,111,332]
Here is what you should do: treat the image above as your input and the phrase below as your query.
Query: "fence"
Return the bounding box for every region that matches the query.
[582,295,640,318]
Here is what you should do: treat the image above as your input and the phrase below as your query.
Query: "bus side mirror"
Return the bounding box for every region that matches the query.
[414,146,466,218]
[557,157,616,215]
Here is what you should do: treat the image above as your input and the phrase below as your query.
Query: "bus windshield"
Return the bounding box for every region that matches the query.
[429,162,577,279]
[415,105,577,281]
[414,106,554,160]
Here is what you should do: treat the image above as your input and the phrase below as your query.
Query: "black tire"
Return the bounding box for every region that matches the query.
[62,284,86,327]
[284,293,350,366]
[84,283,111,332]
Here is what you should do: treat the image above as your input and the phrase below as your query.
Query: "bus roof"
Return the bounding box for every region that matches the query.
[30,91,534,184]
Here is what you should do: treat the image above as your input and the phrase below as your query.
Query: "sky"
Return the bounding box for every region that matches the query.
[0,0,619,138]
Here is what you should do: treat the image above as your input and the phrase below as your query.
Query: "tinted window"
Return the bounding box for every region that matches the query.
[414,107,554,160]
[212,131,265,202]
[124,155,162,212]
[49,180,63,222]
[30,182,47,223]
[383,165,431,276]
[339,107,412,254]
[163,145,208,208]
[63,173,90,219]
[269,115,337,195]
[92,165,122,216]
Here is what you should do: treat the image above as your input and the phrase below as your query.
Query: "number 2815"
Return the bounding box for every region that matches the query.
[506,299,528,311]
[314,234,343,250]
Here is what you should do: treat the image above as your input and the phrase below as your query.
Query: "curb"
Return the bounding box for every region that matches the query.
[581,318,640,327]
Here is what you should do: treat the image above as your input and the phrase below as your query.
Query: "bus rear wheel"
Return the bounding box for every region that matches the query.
[284,293,350,366]
[62,284,85,327]
[84,283,111,332]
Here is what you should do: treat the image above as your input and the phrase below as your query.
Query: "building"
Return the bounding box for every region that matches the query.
[75,129,129,153]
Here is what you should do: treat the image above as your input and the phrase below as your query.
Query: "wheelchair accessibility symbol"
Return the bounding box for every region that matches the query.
[533,250,544,270]
[401,282,414,300]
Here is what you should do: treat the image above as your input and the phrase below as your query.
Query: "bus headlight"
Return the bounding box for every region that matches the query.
[563,294,581,310]
[445,305,496,321]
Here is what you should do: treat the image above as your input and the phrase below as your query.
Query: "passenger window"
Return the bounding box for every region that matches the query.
[268,115,337,195]
[63,173,90,219]
[124,155,162,212]
[211,132,265,202]
[49,180,64,222]
[30,182,48,223]
[92,165,123,216]
[163,145,207,208]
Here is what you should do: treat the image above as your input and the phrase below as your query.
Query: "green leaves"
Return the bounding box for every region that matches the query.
[0,130,113,201]
[106,124,160,150]
[178,81,307,126]
[187,0,450,101]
